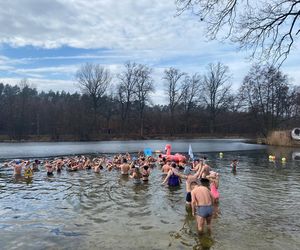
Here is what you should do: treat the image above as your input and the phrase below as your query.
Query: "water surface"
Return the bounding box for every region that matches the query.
[0,140,299,250]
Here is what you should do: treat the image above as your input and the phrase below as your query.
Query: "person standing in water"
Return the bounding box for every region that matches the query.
[45,161,54,176]
[13,160,24,176]
[130,166,142,184]
[120,158,130,175]
[231,159,238,172]
[141,165,150,182]
[162,162,182,187]
[191,180,213,234]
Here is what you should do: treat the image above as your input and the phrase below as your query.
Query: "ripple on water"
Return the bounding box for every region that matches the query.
[0,150,300,249]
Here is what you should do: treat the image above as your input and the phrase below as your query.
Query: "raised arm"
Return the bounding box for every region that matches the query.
[162,170,172,184]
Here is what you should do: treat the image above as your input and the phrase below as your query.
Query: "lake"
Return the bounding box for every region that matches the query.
[0,139,299,250]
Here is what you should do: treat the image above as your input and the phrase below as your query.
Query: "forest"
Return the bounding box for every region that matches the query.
[0,62,299,141]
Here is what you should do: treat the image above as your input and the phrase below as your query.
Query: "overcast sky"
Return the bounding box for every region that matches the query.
[0,0,299,104]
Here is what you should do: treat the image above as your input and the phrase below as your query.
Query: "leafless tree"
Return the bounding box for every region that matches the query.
[181,73,202,132]
[163,67,186,135]
[117,62,139,133]
[134,64,154,137]
[239,64,298,135]
[202,62,232,133]
[176,0,300,65]
[76,63,111,129]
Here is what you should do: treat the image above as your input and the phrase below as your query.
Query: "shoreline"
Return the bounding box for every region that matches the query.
[0,134,257,143]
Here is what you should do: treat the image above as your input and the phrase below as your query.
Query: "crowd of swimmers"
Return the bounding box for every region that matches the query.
[1,152,239,234]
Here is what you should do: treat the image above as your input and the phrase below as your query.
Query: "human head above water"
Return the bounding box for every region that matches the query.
[190,181,198,190]
[171,162,177,168]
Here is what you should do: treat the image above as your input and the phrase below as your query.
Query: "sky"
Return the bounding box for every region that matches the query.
[0,0,299,104]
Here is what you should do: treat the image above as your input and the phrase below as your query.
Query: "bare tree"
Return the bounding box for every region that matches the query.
[117,62,139,133]
[239,64,298,135]
[176,0,300,65]
[181,73,202,133]
[163,67,186,135]
[134,64,154,137]
[202,62,232,133]
[76,63,111,129]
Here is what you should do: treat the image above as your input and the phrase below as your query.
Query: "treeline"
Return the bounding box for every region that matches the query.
[0,62,299,140]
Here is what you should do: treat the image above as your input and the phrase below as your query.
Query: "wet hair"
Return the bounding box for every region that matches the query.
[171,162,177,168]
[190,181,198,187]
[200,178,210,186]
[123,158,127,163]
[143,165,149,170]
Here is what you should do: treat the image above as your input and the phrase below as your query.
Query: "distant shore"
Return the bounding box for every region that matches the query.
[0,134,257,143]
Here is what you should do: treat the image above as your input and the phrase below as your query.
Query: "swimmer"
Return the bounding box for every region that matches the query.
[231,159,238,172]
[161,161,171,175]
[191,181,213,233]
[191,159,202,171]
[207,172,220,204]
[198,161,211,187]
[13,160,24,176]
[45,161,54,176]
[120,158,130,175]
[130,166,142,184]
[32,162,39,172]
[162,162,183,187]
[141,165,150,182]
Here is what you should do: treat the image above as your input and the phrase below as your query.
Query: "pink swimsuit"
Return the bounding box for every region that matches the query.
[210,182,219,199]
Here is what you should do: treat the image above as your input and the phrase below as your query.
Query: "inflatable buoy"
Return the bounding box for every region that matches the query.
[269,155,276,162]
[291,128,300,140]
[219,152,223,158]
[281,157,286,163]
[159,144,186,162]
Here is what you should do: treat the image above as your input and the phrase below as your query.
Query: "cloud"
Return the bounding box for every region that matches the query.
[0,0,298,105]
[0,0,207,51]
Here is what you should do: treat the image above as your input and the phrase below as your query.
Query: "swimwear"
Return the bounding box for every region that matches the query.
[47,172,54,176]
[168,173,180,186]
[186,192,192,202]
[196,205,213,218]
[210,183,219,199]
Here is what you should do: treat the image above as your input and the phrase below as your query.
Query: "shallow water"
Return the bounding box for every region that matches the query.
[0,140,300,250]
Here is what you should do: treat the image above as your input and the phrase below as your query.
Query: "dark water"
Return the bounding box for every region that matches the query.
[0,140,300,250]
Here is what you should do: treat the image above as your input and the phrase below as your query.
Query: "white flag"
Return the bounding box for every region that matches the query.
[188,144,194,160]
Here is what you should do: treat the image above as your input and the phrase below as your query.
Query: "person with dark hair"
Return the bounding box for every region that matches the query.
[141,165,151,182]
[231,159,238,172]
[120,158,130,175]
[162,162,182,186]
[130,166,142,184]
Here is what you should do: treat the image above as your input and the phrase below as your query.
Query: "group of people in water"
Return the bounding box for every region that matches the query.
[1,151,238,234]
